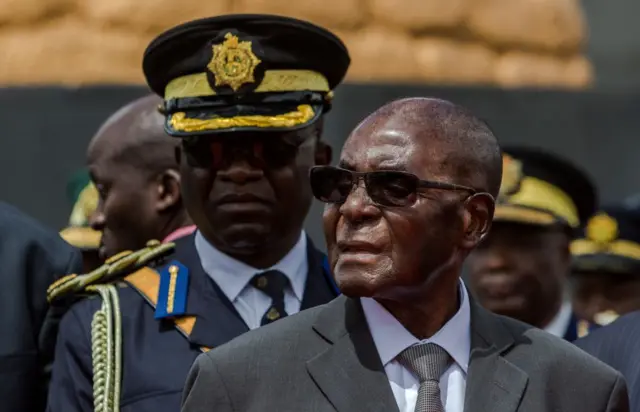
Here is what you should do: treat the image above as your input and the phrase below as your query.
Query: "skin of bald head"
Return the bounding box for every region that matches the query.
[323,97,500,339]
[87,94,192,258]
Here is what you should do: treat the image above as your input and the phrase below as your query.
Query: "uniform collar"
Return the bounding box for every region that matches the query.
[194,230,308,303]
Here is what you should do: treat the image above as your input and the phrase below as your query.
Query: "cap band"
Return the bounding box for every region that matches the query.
[571,239,640,260]
[165,70,330,100]
[169,104,316,133]
[495,176,579,227]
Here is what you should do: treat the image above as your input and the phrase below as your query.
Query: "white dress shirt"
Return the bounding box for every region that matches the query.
[361,281,471,412]
[543,301,573,338]
[194,230,308,330]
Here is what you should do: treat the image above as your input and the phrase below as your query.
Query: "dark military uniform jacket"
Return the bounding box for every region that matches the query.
[0,202,83,412]
[46,233,338,412]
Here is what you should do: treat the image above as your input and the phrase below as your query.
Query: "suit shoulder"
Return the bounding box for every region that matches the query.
[497,315,623,380]
[578,310,640,345]
[0,202,80,267]
[205,302,329,359]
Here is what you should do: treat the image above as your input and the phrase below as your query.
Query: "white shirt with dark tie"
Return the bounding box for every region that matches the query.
[360,280,471,412]
[194,230,308,330]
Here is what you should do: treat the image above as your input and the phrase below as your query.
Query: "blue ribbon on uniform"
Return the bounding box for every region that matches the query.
[155,260,190,319]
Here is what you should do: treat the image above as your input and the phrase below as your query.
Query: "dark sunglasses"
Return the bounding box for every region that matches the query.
[182,136,304,170]
[309,166,478,207]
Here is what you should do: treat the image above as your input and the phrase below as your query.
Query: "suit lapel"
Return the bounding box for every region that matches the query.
[463,300,528,412]
[306,296,398,412]
[172,235,249,349]
[301,238,337,310]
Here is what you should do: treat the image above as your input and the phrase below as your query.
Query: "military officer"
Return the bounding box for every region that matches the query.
[84,94,194,259]
[59,170,103,272]
[46,14,349,412]
[467,146,599,340]
[571,202,640,325]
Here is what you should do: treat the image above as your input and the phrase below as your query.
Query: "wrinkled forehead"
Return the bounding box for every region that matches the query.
[340,123,439,174]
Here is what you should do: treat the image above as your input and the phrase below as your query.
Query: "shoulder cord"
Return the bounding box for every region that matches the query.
[87,284,122,412]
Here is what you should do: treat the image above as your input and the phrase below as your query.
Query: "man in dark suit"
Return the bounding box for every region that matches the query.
[182,98,628,412]
[46,14,349,412]
[0,202,83,412]
[576,311,640,411]
[467,148,599,341]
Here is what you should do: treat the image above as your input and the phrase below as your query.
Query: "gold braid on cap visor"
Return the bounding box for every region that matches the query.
[164,70,329,132]
[494,176,579,227]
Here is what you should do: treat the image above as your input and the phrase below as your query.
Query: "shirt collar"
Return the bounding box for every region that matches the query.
[162,225,197,243]
[194,230,308,302]
[361,280,471,373]
[544,301,573,338]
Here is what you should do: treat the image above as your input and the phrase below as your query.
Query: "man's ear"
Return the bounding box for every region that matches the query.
[461,193,495,249]
[156,169,181,213]
[314,141,332,166]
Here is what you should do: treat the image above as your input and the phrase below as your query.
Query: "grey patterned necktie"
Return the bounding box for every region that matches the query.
[397,343,452,412]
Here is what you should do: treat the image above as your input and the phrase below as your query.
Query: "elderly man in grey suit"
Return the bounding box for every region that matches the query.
[181,98,629,412]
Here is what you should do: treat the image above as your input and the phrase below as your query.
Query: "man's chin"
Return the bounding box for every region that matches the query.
[335,273,382,299]
[216,226,271,254]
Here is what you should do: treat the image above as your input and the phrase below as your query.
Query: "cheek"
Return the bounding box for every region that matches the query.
[182,168,212,207]
[323,206,339,247]
[389,203,459,268]
[103,190,144,228]
[269,163,311,207]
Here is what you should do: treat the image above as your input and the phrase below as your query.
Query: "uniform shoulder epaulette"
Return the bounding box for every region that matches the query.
[47,240,175,303]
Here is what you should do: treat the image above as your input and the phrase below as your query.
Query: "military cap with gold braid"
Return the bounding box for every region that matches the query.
[571,204,640,273]
[143,14,350,137]
[59,170,102,250]
[496,147,597,231]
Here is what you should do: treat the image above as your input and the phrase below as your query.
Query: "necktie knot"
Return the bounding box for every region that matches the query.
[397,343,451,383]
[250,270,289,300]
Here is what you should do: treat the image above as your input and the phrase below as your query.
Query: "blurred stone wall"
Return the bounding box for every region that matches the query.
[0,0,592,88]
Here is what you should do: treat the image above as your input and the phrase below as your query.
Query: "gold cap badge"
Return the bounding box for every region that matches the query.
[586,213,618,245]
[499,154,523,199]
[207,33,262,91]
[69,182,99,227]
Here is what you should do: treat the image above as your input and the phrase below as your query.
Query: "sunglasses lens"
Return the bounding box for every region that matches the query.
[367,172,418,206]
[182,138,299,170]
[261,140,299,169]
[182,139,212,168]
[310,167,354,203]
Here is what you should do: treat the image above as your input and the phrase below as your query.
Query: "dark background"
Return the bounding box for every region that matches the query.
[1,84,639,250]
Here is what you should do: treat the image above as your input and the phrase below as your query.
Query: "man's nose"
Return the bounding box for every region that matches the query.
[339,181,380,223]
[89,209,105,231]
[216,157,264,184]
[473,244,513,274]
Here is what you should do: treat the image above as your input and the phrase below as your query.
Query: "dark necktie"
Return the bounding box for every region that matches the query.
[250,270,290,326]
[397,343,452,412]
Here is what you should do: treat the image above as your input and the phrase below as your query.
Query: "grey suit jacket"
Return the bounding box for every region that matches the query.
[181,295,629,412]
